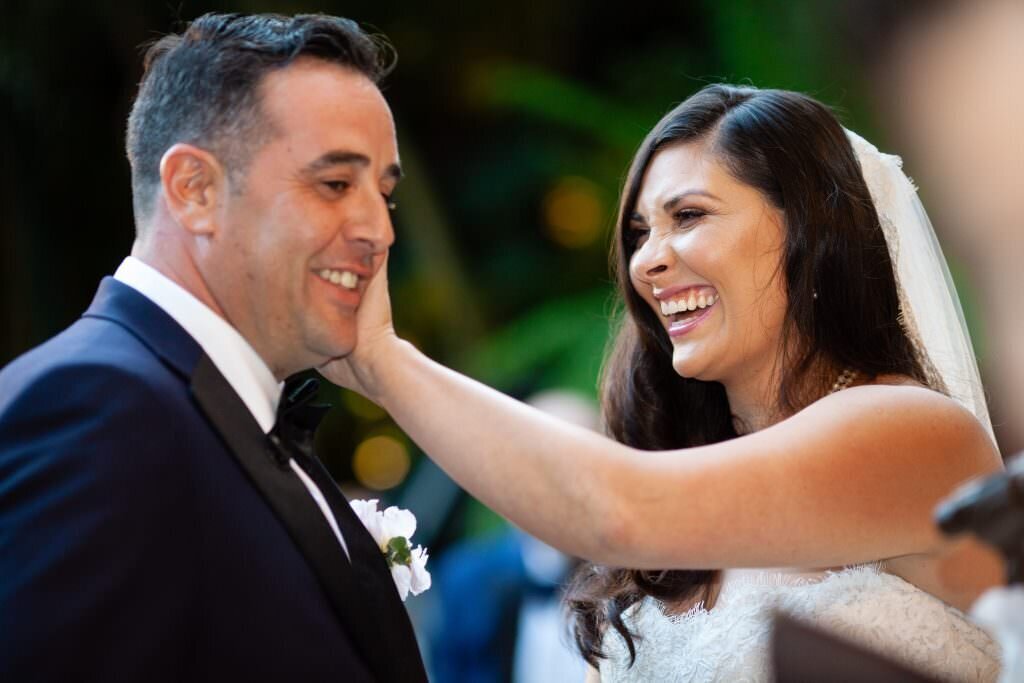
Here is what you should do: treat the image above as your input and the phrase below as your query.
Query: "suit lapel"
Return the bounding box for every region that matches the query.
[191,356,427,682]
[83,277,202,379]
[292,448,429,678]
[86,278,427,680]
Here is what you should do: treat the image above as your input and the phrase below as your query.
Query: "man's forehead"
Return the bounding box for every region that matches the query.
[261,56,382,99]
[258,59,397,160]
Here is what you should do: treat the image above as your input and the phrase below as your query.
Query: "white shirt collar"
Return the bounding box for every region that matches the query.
[113,256,284,433]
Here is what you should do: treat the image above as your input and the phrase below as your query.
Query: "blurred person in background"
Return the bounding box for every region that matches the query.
[429,390,591,683]
[850,4,1024,674]
[850,0,1024,453]
[324,84,1005,681]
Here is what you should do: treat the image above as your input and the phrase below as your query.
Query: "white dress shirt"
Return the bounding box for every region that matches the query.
[114,256,349,559]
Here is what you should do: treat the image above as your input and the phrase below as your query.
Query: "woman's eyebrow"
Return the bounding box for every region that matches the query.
[662,189,719,213]
[631,189,719,224]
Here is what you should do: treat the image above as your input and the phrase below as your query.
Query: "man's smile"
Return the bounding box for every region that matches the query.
[316,267,360,290]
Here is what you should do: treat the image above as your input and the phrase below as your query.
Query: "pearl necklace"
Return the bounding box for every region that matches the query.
[830,368,857,394]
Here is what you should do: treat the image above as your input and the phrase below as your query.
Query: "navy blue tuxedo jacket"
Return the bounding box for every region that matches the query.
[0,278,427,682]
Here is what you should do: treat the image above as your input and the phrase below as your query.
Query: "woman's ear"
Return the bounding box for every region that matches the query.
[158,143,226,237]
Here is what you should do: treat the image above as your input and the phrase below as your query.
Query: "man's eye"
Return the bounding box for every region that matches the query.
[383,194,398,212]
[323,180,350,192]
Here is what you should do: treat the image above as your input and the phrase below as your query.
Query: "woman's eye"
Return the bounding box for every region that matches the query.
[674,209,705,225]
[628,226,650,247]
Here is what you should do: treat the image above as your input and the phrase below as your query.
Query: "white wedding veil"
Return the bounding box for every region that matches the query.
[846,130,995,443]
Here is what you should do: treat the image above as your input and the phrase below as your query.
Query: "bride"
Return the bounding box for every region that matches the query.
[323,85,1004,680]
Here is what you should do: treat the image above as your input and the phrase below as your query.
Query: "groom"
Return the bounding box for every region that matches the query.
[0,13,426,682]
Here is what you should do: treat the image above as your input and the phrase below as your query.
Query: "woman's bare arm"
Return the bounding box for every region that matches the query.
[321,263,1003,570]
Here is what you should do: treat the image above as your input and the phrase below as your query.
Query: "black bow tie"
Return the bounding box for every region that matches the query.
[268,377,331,468]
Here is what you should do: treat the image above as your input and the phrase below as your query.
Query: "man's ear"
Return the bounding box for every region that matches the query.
[159,143,226,236]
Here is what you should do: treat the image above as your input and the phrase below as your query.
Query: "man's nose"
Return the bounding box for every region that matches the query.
[344,187,395,255]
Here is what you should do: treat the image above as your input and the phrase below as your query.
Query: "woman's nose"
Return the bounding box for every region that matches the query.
[631,233,672,282]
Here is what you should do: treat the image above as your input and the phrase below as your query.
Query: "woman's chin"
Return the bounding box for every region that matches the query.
[671,351,710,381]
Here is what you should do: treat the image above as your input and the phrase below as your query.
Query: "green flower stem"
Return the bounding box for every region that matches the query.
[385,536,412,567]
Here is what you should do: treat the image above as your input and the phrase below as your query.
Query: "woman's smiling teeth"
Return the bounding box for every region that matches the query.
[660,289,717,317]
[317,268,359,290]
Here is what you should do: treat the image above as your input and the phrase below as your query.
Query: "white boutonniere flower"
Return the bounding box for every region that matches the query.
[350,499,431,601]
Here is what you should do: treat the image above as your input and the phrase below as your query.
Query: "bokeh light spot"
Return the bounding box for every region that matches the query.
[542,176,605,249]
[352,435,411,491]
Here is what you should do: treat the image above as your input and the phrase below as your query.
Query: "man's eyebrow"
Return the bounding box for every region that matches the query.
[303,152,403,181]
[304,151,370,173]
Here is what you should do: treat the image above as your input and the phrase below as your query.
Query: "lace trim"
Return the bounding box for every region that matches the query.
[602,565,1001,682]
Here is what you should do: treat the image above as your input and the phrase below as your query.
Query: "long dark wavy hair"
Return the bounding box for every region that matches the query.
[564,84,937,667]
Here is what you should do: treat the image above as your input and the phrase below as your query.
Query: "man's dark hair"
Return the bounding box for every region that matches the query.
[125,13,395,225]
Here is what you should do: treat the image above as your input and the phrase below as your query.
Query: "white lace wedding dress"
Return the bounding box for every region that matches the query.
[598,564,1001,682]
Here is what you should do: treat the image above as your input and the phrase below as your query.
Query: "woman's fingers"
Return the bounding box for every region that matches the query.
[357,251,395,336]
[318,252,398,393]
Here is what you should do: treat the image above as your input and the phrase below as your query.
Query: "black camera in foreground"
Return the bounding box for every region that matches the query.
[935,453,1024,584]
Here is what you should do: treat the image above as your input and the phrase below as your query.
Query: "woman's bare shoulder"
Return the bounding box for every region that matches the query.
[772,377,1004,509]
[805,375,997,464]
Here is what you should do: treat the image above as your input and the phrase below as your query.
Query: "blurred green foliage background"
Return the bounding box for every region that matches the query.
[10,3,1010,679]
[0,1,906,539]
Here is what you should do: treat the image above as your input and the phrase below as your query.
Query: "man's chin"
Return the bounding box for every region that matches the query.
[312,332,356,364]
[317,350,352,369]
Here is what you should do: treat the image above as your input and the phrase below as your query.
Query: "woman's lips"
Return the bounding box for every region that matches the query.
[667,300,716,338]
[654,285,718,338]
